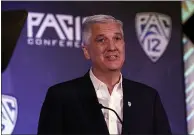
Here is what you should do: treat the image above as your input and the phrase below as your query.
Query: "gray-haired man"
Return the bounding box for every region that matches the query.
[38,14,171,134]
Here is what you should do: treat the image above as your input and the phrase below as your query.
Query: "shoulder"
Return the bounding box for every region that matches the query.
[50,76,84,90]
[46,76,85,98]
[123,78,158,97]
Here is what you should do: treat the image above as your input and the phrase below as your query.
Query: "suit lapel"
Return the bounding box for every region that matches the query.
[77,72,109,134]
[76,71,137,134]
[121,79,135,135]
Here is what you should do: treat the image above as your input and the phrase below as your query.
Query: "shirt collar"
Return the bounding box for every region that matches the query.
[89,68,123,91]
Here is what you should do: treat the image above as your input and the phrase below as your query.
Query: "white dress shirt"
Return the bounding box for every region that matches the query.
[89,69,123,134]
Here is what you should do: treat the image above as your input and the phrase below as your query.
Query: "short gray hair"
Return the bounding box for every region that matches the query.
[82,14,124,45]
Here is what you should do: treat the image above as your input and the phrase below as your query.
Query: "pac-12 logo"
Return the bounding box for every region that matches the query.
[2,95,18,134]
[135,12,172,62]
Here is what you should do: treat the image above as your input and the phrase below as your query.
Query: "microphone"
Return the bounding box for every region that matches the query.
[98,103,123,125]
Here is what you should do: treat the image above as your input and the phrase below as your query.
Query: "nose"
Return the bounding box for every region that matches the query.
[107,39,116,51]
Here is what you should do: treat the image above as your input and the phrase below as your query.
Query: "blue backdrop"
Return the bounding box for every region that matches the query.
[2,1,187,134]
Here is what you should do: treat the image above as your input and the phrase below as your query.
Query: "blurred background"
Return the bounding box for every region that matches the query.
[182,1,194,134]
[1,1,194,134]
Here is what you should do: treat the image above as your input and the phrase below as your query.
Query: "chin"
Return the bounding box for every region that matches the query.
[102,61,123,71]
[107,66,121,71]
[108,68,120,72]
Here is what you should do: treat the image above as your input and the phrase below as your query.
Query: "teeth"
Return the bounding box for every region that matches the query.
[107,55,117,60]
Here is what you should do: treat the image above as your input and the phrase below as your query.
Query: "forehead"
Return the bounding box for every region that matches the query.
[90,22,122,36]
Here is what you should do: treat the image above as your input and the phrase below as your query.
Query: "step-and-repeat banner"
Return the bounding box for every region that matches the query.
[2,1,187,134]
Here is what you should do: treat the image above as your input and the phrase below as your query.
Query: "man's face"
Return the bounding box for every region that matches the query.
[83,22,125,72]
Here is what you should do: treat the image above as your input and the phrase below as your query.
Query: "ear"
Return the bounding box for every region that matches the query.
[82,45,90,60]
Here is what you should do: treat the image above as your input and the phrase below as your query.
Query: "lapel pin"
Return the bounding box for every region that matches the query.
[128,101,132,107]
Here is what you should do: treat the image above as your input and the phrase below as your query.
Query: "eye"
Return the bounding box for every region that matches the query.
[116,37,121,40]
[114,36,122,41]
[96,37,105,43]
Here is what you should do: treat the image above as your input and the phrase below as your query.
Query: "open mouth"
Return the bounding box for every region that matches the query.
[106,55,118,61]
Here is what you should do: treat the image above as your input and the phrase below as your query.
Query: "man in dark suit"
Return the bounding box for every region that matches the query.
[38,14,171,134]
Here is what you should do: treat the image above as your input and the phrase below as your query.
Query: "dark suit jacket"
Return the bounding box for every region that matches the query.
[38,72,171,134]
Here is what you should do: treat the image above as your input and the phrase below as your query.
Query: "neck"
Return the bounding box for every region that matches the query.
[92,67,121,94]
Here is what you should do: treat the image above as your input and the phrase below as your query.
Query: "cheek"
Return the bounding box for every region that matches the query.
[118,44,125,53]
[94,46,106,55]
[119,45,125,59]
[89,46,105,59]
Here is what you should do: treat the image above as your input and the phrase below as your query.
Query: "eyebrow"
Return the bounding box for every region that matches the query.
[95,32,123,37]
[114,32,123,36]
[95,34,105,37]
